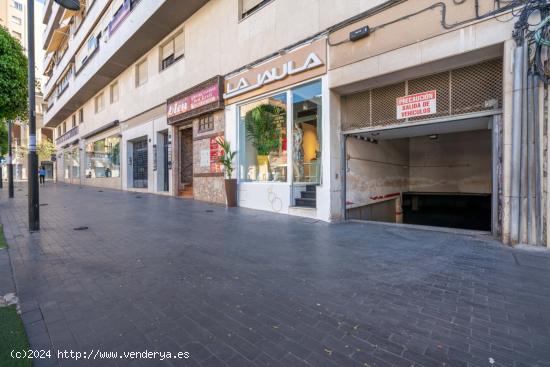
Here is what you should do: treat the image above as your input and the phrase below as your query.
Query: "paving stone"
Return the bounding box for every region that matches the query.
[1,183,549,367]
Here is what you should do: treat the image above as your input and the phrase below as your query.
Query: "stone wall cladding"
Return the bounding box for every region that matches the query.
[192,110,226,205]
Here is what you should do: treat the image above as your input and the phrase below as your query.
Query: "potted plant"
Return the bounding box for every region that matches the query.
[216,138,238,207]
[244,104,285,180]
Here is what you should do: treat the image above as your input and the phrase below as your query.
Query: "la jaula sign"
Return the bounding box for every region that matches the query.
[396,90,437,119]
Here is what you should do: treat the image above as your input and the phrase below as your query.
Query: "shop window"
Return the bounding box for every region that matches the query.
[292,81,322,184]
[85,135,121,178]
[110,81,119,104]
[240,0,272,20]
[136,59,148,87]
[64,148,80,179]
[160,30,184,70]
[95,92,105,113]
[239,93,287,182]
[198,115,214,133]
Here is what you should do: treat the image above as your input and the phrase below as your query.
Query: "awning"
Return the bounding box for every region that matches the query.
[61,0,86,20]
[46,25,69,53]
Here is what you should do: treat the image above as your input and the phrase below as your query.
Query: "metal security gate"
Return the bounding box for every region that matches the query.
[341,59,504,234]
[133,138,148,189]
[342,59,503,132]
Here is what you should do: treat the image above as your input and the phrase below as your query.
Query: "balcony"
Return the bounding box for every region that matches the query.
[43,3,63,50]
[44,0,209,128]
[56,126,79,146]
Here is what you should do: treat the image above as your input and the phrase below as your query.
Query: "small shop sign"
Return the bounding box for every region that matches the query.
[209,137,223,173]
[396,90,437,119]
[166,76,224,124]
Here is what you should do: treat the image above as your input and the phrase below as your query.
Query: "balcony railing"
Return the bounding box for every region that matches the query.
[56,126,79,145]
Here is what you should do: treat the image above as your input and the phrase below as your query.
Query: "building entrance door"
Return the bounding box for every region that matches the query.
[133,138,148,188]
[179,127,193,197]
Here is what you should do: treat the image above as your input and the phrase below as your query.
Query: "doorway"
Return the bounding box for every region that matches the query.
[345,117,496,232]
[179,127,193,197]
[132,137,148,189]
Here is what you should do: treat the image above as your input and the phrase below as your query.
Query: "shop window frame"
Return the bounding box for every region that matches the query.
[235,77,323,185]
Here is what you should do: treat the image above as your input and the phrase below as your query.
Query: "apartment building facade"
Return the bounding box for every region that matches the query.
[1,0,52,181]
[43,0,550,247]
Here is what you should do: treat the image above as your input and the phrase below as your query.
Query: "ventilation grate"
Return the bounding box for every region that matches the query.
[342,59,503,132]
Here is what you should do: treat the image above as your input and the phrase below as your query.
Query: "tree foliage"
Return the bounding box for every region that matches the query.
[0,26,27,156]
[37,138,56,163]
[0,26,28,120]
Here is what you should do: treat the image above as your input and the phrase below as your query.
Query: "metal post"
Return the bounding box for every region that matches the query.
[8,120,14,198]
[27,0,39,231]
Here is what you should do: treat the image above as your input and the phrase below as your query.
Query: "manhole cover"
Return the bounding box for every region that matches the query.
[98,190,103,192]
[136,196,142,199]
[39,203,48,206]
[73,226,89,231]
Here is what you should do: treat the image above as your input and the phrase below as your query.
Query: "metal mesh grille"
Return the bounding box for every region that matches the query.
[371,82,406,126]
[408,71,449,121]
[451,59,503,115]
[342,58,503,132]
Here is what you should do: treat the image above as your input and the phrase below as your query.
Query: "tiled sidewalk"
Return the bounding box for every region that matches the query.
[1,183,550,367]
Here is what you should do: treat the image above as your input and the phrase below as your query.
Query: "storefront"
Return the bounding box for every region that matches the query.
[80,122,122,190]
[166,76,226,203]
[223,38,335,219]
[120,106,171,194]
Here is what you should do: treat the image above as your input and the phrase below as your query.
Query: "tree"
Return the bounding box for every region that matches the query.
[0,26,28,156]
[37,138,56,163]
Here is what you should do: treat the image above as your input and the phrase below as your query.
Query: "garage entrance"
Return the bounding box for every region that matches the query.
[345,117,496,232]
[341,58,503,234]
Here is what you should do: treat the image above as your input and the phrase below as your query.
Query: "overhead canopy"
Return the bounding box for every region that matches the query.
[46,25,69,53]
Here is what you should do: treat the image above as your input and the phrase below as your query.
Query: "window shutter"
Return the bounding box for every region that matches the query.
[242,0,263,14]
[161,41,174,60]
[174,32,184,59]
[138,61,147,85]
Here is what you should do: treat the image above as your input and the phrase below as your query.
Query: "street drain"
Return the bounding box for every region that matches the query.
[136,196,142,199]
[205,210,214,213]
[39,203,48,206]
[98,190,103,192]
[73,226,89,231]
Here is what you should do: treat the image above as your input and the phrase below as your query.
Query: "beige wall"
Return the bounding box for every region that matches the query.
[409,130,492,194]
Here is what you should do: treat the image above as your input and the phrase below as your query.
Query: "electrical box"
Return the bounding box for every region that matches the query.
[350,26,371,42]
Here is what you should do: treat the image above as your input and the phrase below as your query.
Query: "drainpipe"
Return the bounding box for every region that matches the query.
[510,43,524,244]
[519,43,529,244]
[526,73,535,244]
[533,74,542,245]
[341,134,348,221]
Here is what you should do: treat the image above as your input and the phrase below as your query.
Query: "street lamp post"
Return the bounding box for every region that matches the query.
[27,0,81,231]
[27,0,39,231]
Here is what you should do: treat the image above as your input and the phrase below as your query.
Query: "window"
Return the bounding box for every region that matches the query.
[72,115,77,128]
[160,30,184,70]
[110,81,119,104]
[239,93,287,182]
[11,16,21,25]
[85,135,121,178]
[12,1,22,11]
[12,31,21,40]
[237,80,323,183]
[240,0,272,20]
[291,81,322,183]
[198,115,214,133]
[64,148,80,179]
[95,92,105,113]
[135,59,148,87]
[62,122,67,134]
[57,126,62,137]
[78,108,84,124]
